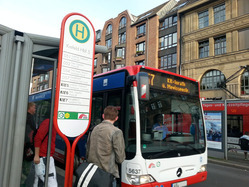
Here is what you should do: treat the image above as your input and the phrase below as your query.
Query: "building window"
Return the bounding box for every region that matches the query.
[238,0,249,16]
[45,73,49,81]
[136,42,145,55]
[239,28,249,50]
[106,38,112,48]
[137,24,146,37]
[44,84,49,89]
[135,60,145,66]
[102,67,108,73]
[96,30,101,40]
[159,32,177,50]
[201,70,226,90]
[159,53,177,70]
[115,64,125,69]
[106,24,112,35]
[159,15,177,30]
[215,36,226,55]
[118,32,126,44]
[40,75,44,82]
[119,17,127,29]
[241,69,249,95]
[199,40,209,58]
[214,4,225,24]
[116,48,125,59]
[107,52,111,64]
[94,58,97,67]
[102,52,111,73]
[198,10,209,29]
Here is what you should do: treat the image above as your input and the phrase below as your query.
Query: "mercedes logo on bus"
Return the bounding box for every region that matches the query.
[176,168,183,177]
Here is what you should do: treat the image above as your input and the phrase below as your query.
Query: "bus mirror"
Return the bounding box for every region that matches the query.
[136,72,150,101]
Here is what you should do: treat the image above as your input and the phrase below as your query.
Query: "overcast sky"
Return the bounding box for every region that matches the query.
[0,0,169,38]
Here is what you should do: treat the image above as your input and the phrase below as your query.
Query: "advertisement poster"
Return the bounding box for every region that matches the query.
[204,112,222,149]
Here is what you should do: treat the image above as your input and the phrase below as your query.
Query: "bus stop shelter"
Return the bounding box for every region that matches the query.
[0,24,106,187]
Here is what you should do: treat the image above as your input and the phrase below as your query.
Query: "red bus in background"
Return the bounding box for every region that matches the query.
[202,100,249,149]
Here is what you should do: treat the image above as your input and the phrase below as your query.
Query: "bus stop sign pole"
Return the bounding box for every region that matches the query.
[54,13,95,187]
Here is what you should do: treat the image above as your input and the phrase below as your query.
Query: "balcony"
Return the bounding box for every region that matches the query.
[136,33,145,39]
[135,51,144,56]
[37,79,48,85]
[115,57,123,61]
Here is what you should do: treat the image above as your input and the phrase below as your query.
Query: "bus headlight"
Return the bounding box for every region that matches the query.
[127,174,155,185]
[198,164,207,172]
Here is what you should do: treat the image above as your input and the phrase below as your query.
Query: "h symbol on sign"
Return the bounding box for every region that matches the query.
[75,24,84,39]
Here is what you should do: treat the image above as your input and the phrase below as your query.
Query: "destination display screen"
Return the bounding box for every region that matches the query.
[141,69,199,97]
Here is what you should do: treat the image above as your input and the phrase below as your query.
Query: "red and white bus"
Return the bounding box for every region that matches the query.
[30,65,207,186]
[91,65,207,186]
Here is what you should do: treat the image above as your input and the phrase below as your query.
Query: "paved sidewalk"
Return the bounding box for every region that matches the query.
[208,150,249,170]
[56,167,65,187]
[56,167,76,187]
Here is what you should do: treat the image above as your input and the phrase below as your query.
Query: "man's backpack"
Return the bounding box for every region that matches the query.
[74,162,114,187]
[240,138,249,151]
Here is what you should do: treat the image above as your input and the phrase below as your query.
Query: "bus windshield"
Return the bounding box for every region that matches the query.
[139,89,205,159]
[138,69,205,159]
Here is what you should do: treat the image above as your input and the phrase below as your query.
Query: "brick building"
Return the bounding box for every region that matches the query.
[94,0,182,74]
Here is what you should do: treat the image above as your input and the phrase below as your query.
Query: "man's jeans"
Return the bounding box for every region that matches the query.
[112,178,117,187]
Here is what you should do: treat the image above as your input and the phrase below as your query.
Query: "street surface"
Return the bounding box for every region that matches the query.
[56,162,249,187]
[190,162,249,187]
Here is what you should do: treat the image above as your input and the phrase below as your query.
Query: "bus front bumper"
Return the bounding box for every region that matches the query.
[121,171,207,187]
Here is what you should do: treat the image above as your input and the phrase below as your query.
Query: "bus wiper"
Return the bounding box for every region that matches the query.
[147,149,177,159]
[168,140,201,154]
[184,143,201,154]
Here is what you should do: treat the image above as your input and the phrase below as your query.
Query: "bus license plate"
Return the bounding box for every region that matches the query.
[172,181,187,187]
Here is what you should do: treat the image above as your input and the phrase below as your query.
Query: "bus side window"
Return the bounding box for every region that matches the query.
[107,91,122,128]
[91,95,104,126]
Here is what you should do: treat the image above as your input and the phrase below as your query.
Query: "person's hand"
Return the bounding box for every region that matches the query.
[34,155,40,164]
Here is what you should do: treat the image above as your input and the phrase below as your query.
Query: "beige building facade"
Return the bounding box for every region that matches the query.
[179,0,249,99]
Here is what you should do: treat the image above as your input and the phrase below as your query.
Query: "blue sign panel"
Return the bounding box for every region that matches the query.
[29,90,52,102]
[93,71,125,92]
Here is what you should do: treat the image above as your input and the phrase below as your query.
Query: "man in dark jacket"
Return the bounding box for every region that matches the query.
[240,131,249,160]
[21,102,36,186]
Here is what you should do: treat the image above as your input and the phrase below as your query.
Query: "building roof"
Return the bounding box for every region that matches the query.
[159,0,198,19]
[178,0,217,15]
[131,0,197,25]
[131,0,173,26]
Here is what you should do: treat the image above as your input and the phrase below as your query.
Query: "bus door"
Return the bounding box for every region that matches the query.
[91,90,124,128]
[106,91,123,128]
[91,93,104,126]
